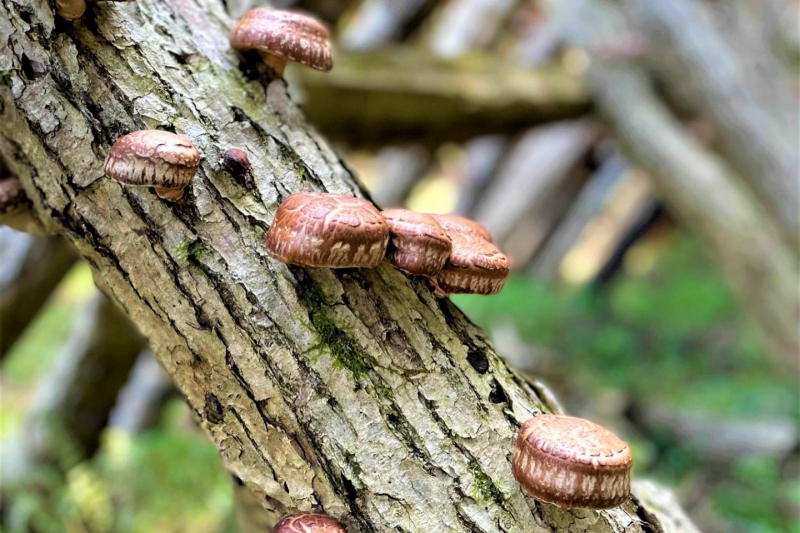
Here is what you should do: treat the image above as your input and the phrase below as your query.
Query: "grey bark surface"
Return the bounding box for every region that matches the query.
[0,228,79,357]
[1,291,144,485]
[1,0,692,530]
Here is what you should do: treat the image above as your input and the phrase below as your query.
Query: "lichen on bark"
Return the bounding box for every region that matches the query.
[1,0,691,530]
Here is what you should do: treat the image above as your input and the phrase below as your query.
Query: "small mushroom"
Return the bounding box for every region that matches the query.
[382,209,451,277]
[432,232,509,296]
[222,148,252,184]
[104,130,200,202]
[512,414,633,510]
[272,512,347,533]
[56,0,133,21]
[230,9,333,77]
[430,214,493,242]
[56,0,86,20]
[266,192,388,268]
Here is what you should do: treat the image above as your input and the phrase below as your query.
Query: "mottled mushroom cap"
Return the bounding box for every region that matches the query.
[433,232,509,295]
[430,214,493,242]
[272,512,346,533]
[383,209,451,277]
[512,414,633,510]
[266,192,389,268]
[230,9,333,71]
[104,130,200,196]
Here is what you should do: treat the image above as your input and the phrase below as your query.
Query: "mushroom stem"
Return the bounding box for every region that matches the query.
[154,187,185,202]
[258,51,287,77]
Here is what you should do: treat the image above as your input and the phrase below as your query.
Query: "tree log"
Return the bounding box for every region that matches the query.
[1,0,691,530]
[1,290,144,488]
[542,0,800,372]
[0,229,79,358]
[299,48,590,147]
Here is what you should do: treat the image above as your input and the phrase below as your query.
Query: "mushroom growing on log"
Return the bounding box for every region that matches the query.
[430,213,493,242]
[433,231,510,296]
[104,130,200,202]
[266,192,389,268]
[512,414,633,509]
[230,9,333,77]
[382,209,451,277]
[271,512,347,533]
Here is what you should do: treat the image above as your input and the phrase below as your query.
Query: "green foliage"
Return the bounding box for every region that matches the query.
[1,401,234,533]
[94,410,233,533]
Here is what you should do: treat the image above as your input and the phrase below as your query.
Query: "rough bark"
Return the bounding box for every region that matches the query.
[1,0,691,530]
[0,228,79,357]
[1,290,144,487]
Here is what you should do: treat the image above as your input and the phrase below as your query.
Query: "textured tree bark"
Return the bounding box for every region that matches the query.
[1,0,691,531]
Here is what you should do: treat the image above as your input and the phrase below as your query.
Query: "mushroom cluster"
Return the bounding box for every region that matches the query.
[97,7,634,518]
[512,414,633,509]
[264,192,510,297]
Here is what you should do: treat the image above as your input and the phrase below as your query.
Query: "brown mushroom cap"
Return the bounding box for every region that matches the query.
[104,130,200,201]
[271,512,347,533]
[430,214,493,242]
[512,414,633,510]
[56,0,86,20]
[382,209,451,277]
[230,9,333,74]
[266,192,388,268]
[433,232,509,295]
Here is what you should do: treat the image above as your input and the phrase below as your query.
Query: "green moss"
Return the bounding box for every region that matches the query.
[301,279,371,382]
[174,239,207,263]
[469,462,505,506]
[342,451,362,477]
